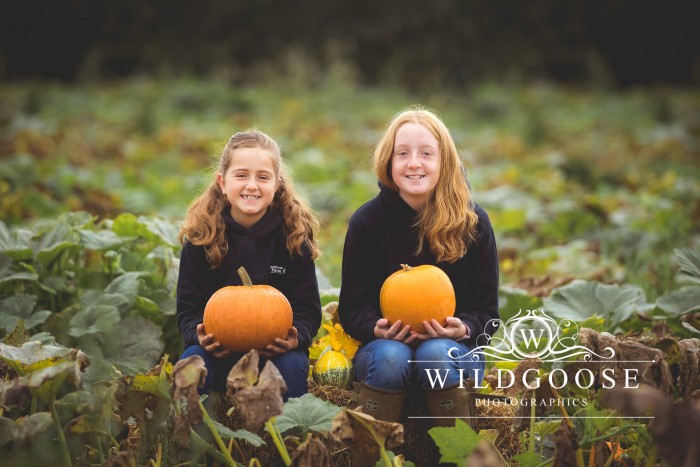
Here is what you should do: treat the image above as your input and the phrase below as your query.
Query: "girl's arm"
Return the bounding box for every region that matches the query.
[453,205,500,345]
[280,248,322,352]
[338,225,384,344]
[176,242,220,347]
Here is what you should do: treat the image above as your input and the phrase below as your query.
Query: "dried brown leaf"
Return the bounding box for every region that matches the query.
[227,358,287,432]
[171,355,207,447]
[506,358,542,398]
[576,328,672,393]
[331,408,404,456]
[322,301,339,324]
[467,439,508,467]
[606,385,700,467]
[511,275,574,297]
[227,349,260,391]
[678,339,700,399]
[290,433,331,467]
[552,419,579,467]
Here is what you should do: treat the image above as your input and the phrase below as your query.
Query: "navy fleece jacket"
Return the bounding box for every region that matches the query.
[176,208,321,353]
[338,184,499,346]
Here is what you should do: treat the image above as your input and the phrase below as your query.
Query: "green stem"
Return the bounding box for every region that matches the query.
[49,398,73,467]
[237,267,253,286]
[529,399,536,453]
[265,417,291,466]
[30,396,37,415]
[189,429,236,466]
[602,439,617,467]
[378,446,393,466]
[586,424,641,444]
[230,438,247,464]
[163,432,169,467]
[355,416,395,467]
[646,444,657,467]
[199,400,238,467]
[94,433,105,464]
[548,384,584,467]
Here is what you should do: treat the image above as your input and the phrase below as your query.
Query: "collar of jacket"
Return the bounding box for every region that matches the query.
[222,207,283,238]
[378,181,418,221]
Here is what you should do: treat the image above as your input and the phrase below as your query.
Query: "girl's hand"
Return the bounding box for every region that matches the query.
[419,317,468,340]
[260,326,299,357]
[197,323,232,358]
[374,318,419,344]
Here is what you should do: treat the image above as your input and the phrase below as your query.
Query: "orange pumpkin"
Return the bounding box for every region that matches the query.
[380,264,455,333]
[203,267,292,352]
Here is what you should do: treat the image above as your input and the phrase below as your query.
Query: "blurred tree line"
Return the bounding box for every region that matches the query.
[2,0,699,88]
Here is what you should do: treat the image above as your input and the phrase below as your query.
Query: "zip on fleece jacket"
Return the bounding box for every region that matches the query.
[176,208,321,353]
[338,184,499,346]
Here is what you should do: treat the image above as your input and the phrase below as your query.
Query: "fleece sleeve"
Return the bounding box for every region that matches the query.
[338,225,383,344]
[454,207,500,346]
[176,242,220,347]
[280,250,322,353]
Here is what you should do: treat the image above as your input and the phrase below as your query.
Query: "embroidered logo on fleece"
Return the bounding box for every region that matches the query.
[270,265,286,274]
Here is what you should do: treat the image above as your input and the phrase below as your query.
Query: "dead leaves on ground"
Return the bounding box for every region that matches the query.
[331,408,404,464]
[606,385,700,467]
[225,349,287,432]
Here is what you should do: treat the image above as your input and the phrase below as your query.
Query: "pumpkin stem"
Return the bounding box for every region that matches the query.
[237,266,253,286]
[400,264,413,271]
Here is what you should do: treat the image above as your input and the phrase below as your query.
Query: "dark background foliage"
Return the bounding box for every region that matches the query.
[2,0,699,88]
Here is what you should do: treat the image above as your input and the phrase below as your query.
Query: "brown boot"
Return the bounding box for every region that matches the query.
[424,383,476,428]
[351,381,405,422]
[350,382,405,466]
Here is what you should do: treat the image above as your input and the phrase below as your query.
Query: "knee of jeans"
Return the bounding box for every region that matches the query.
[355,340,412,390]
[368,340,412,366]
[414,338,459,362]
[179,345,214,393]
[180,345,211,364]
[272,350,308,374]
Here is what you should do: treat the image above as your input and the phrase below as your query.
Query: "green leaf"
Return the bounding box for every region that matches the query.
[275,393,342,436]
[81,290,130,310]
[675,248,700,285]
[112,213,158,241]
[656,286,700,316]
[210,418,265,447]
[0,293,51,332]
[138,216,180,247]
[68,304,121,337]
[0,341,86,375]
[381,450,417,466]
[0,292,37,311]
[105,272,145,305]
[35,241,76,269]
[78,229,127,251]
[499,285,544,322]
[512,451,544,467]
[135,295,162,316]
[0,412,53,445]
[109,316,164,373]
[0,222,33,261]
[428,418,482,465]
[544,280,650,328]
[33,219,79,268]
[0,360,83,404]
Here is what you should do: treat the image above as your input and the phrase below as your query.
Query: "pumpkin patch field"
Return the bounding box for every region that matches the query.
[1,78,699,466]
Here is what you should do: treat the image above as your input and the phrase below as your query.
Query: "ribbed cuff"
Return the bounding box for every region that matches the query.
[456,320,471,341]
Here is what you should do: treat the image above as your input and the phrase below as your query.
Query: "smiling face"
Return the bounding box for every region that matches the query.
[217,146,278,228]
[391,122,441,211]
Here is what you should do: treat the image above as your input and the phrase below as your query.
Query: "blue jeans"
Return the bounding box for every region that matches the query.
[179,345,309,400]
[353,338,485,391]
